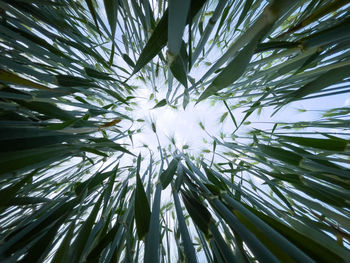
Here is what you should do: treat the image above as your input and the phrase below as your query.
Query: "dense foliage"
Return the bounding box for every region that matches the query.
[1,0,350,262]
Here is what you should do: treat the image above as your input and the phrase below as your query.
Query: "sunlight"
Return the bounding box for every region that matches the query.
[129,87,234,156]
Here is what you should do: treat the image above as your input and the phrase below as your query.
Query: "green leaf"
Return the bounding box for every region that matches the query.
[0,69,51,90]
[220,112,228,123]
[202,163,228,192]
[258,144,303,166]
[215,3,231,39]
[159,158,179,189]
[144,183,162,263]
[122,54,135,68]
[135,155,151,240]
[169,53,188,89]
[209,223,237,262]
[255,41,298,53]
[277,135,348,151]
[133,0,206,75]
[0,172,34,207]
[245,206,349,262]
[223,194,313,263]
[52,220,76,263]
[132,9,168,75]
[0,198,77,258]
[103,0,118,64]
[197,31,262,103]
[211,199,279,263]
[19,217,65,263]
[55,74,94,87]
[287,0,350,35]
[181,190,212,237]
[286,65,350,102]
[173,190,197,263]
[80,147,109,157]
[85,0,101,36]
[86,220,120,262]
[168,0,190,56]
[75,170,115,196]
[235,0,253,30]
[5,197,51,206]
[18,100,74,121]
[71,191,105,263]
[152,99,167,109]
[0,147,70,176]
[84,67,115,80]
[223,100,238,128]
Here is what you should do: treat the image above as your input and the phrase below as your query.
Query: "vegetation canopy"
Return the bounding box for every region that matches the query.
[0,0,350,262]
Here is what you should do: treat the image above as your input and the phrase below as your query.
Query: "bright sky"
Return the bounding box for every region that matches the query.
[126,84,350,160]
[130,87,227,153]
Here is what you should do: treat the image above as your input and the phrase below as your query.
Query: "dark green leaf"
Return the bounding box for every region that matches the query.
[135,155,151,240]
[159,158,179,189]
[152,99,167,109]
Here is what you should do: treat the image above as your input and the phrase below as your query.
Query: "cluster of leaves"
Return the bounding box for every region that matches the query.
[0,0,350,262]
